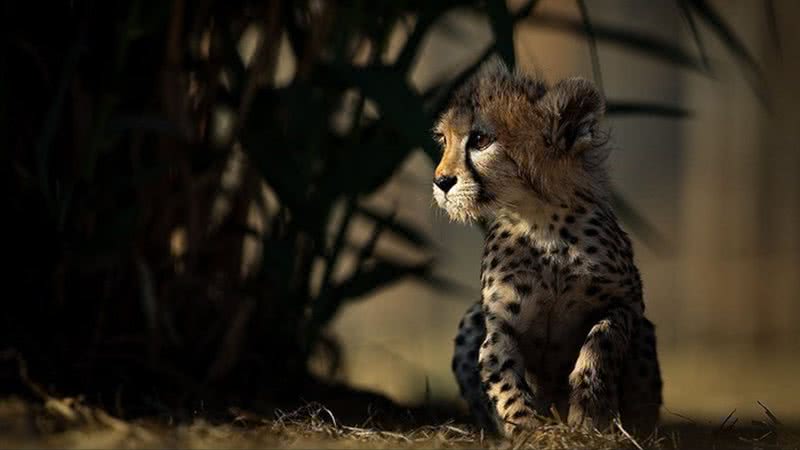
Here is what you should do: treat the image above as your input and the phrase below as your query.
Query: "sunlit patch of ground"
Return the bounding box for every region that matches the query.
[2,397,799,450]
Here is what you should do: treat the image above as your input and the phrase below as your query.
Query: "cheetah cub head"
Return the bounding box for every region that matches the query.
[432,61,609,224]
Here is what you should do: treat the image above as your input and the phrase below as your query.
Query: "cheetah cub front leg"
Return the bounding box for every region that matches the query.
[452,298,540,436]
[567,305,633,430]
[452,302,498,433]
[478,298,541,436]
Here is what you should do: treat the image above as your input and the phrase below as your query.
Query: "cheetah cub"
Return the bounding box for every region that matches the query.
[432,63,662,437]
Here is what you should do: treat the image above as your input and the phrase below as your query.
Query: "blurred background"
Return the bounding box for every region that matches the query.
[2,0,799,428]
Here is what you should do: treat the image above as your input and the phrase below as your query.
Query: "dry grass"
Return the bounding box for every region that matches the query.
[0,360,798,450]
[0,397,654,449]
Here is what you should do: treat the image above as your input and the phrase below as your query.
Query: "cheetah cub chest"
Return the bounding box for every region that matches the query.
[432,62,662,437]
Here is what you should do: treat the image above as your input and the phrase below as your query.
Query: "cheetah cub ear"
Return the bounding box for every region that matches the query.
[539,77,605,154]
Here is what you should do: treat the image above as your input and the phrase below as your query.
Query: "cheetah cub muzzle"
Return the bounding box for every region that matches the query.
[432,62,662,437]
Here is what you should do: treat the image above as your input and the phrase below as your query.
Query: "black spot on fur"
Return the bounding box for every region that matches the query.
[515,283,532,296]
[470,313,483,327]
[500,321,517,339]
[504,395,520,409]
[560,227,579,244]
[511,410,530,419]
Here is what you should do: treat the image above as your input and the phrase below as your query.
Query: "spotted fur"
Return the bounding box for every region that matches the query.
[438,62,662,437]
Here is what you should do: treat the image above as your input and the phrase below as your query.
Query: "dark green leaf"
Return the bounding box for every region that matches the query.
[423,41,497,120]
[109,115,185,138]
[418,271,474,297]
[512,0,542,21]
[765,0,782,57]
[687,0,770,108]
[610,190,671,256]
[394,8,441,72]
[328,259,430,303]
[487,1,516,68]
[606,102,691,118]
[36,41,82,214]
[576,0,604,93]
[677,0,710,70]
[336,64,431,145]
[242,84,324,216]
[523,12,705,73]
[318,197,356,297]
[309,209,394,331]
[356,203,434,249]
[320,64,434,195]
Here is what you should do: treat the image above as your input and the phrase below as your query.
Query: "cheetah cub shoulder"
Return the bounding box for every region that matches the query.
[432,62,662,437]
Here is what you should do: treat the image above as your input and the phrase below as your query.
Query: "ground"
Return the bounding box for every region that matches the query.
[1,395,798,450]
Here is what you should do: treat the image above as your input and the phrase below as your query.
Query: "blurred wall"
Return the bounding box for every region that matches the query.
[322,0,800,422]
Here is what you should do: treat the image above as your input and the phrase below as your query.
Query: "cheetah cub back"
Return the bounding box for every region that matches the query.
[432,62,662,437]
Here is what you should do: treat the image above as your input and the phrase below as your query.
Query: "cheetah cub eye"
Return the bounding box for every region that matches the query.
[467,130,493,151]
[433,132,446,148]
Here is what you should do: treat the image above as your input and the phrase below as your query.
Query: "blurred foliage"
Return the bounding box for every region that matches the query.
[1,0,766,416]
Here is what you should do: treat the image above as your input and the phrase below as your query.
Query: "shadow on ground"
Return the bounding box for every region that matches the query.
[1,386,797,449]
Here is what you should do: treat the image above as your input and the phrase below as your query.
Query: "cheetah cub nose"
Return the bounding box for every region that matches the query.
[434,175,457,193]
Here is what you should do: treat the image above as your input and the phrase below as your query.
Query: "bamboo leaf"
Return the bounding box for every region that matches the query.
[765,0,782,58]
[511,0,542,21]
[610,190,671,256]
[36,41,82,214]
[522,12,705,73]
[576,0,604,93]
[328,259,429,303]
[677,0,710,70]
[335,64,431,146]
[686,0,770,108]
[487,1,516,68]
[108,114,185,137]
[423,42,497,118]
[355,203,434,249]
[394,8,440,72]
[606,102,691,118]
[311,209,395,330]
